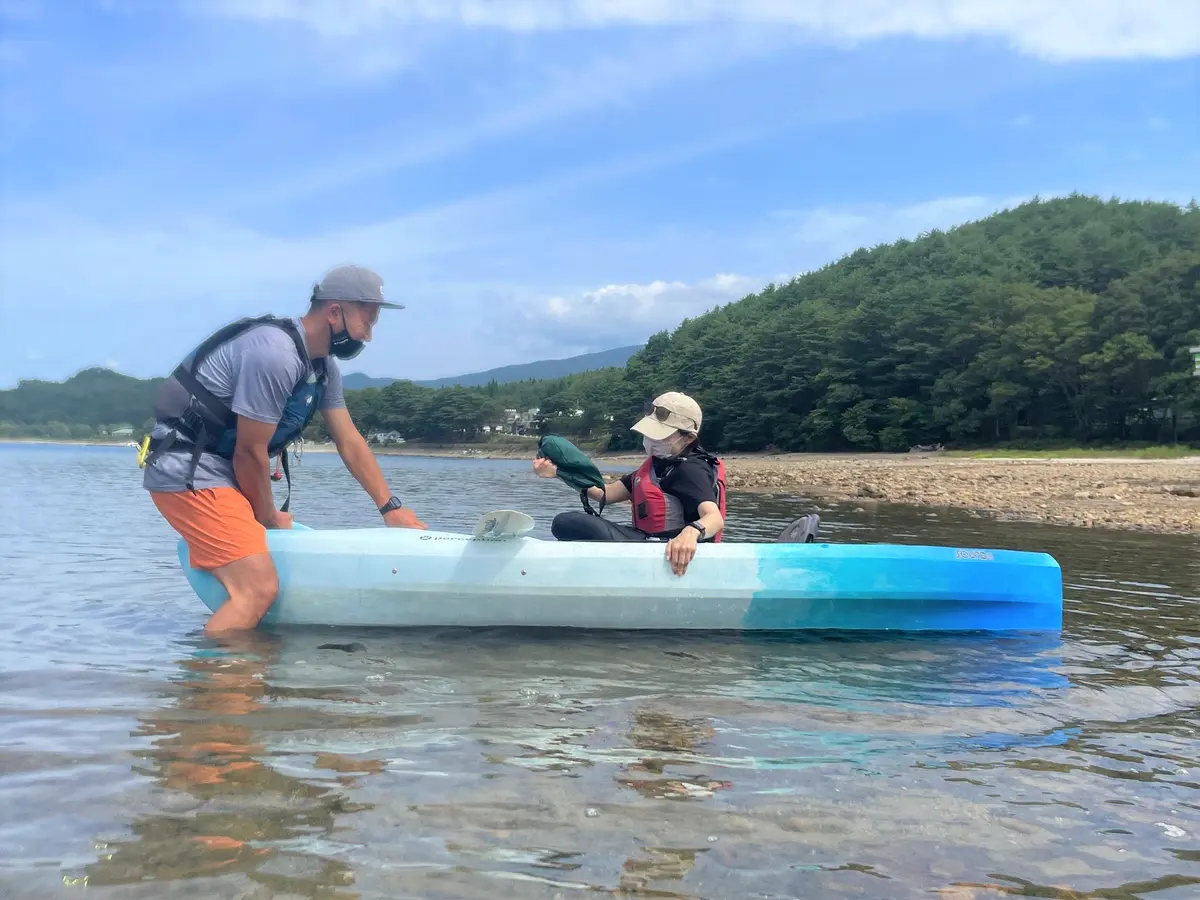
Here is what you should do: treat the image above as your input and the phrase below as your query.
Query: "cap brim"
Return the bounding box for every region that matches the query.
[375,301,406,309]
[631,416,677,440]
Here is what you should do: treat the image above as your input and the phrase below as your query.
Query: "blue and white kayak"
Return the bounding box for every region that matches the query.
[175,514,1063,632]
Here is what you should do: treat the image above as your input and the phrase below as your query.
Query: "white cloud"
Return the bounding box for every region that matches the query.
[4,189,1191,383]
[202,0,1200,61]
[520,194,1039,347]
[532,273,763,341]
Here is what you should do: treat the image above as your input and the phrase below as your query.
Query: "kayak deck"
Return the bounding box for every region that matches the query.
[176,527,1063,632]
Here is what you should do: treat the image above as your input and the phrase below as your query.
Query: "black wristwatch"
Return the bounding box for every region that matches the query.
[684,521,706,539]
[378,496,403,515]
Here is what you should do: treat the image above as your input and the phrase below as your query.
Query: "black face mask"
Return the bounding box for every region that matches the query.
[329,312,365,360]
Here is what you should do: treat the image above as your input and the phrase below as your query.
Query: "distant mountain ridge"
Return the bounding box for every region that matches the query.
[342,344,643,391]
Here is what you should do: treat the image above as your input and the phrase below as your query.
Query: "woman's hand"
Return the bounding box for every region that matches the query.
[532,457,558,478]
[664,526,700,576]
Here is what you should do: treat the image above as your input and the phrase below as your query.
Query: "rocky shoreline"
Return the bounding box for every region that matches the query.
[371,445,1198,534]
[366,444,1198,534]
[721,454,1199,535]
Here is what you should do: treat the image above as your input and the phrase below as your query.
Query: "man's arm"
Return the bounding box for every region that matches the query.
[226,331,305,529]
[233,416,289,528]
[323,406,392,507]
[322,406,426,529]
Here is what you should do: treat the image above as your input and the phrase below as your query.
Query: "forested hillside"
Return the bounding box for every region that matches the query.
[0,369,163,439]
[5,195,1198,450]
[338,195,1200,450]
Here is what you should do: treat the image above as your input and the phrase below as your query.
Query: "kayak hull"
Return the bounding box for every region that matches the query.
[175,527,1063,632]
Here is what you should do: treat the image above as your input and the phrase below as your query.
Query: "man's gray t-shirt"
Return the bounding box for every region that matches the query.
[143,317,345,492]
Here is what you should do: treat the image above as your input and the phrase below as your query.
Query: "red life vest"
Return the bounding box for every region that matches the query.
[629,452,727,542]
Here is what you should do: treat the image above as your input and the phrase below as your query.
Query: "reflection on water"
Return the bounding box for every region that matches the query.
[80,637,366,895]
[0,444,1197,899]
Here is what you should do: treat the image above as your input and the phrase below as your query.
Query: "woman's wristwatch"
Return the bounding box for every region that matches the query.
[684,521,706,539]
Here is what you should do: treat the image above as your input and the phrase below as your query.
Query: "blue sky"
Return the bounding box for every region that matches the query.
[1,0,1197,386]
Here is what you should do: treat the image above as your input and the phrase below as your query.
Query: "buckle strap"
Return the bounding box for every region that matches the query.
[279,446,293,513]
[172,364,236,431]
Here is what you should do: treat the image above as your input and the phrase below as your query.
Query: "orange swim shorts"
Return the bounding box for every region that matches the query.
[151,487,268,570]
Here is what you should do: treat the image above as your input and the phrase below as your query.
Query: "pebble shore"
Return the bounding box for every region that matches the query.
[307,442,1200,535]
[720,454,1199,535]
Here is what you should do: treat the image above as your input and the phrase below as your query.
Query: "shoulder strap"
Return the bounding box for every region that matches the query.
[174,316,314,428]
[272,318,318,382]
[185,315,284,375]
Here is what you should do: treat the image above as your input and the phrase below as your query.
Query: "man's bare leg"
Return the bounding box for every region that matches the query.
[204,552,279,635]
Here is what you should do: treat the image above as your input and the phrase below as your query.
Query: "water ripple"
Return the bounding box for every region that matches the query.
[0,444,1197,899]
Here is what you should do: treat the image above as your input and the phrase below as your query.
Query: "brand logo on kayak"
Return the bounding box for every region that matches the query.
[419,534,509,542]
[955,549,994,561]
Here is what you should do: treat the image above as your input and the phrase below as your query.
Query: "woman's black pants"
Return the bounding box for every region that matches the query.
[550,511,653,542]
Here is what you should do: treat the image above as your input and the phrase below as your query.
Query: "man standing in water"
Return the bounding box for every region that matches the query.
[143,264,427,635]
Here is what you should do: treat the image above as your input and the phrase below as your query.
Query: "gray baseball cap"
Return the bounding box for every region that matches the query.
[311,264,405,309]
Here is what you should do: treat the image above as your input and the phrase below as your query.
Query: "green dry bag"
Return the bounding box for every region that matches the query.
[537,434,607,515]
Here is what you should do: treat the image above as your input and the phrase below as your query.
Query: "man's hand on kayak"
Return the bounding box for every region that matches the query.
[267,510,294,529]
[383,506,427,530]
[665,527,700,576]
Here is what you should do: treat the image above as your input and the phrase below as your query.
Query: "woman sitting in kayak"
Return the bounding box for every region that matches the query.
[532,392,725,575]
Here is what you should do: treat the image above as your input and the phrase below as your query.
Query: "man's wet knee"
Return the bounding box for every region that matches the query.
[245,568,279,611]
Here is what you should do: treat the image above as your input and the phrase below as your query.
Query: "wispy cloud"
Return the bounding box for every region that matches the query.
[223,29,781,212]
[0,129,763,322]
[2,0,1196,388]
[201,0,1200,61]
[506,193,1041,354]
[758,194,1033,265]
[532,273,763,346]
[0,188,1048,383]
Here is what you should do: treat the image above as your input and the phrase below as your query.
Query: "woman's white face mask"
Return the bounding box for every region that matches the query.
[643,434,681,458]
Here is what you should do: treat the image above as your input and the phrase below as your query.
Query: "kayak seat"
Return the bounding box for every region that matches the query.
[776,514,820,543]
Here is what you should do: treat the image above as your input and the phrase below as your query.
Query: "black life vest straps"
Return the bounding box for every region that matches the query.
[170,363,237,433]
[174,315,311,434]
[279,444,293,513]
[145,316,316,493]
